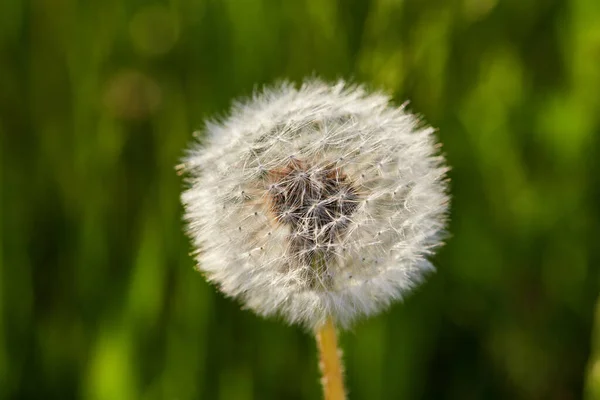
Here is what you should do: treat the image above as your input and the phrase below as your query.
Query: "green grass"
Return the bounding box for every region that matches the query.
[1,0,599,398]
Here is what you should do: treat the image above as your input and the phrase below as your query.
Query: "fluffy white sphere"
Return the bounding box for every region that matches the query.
[181,79,449,329]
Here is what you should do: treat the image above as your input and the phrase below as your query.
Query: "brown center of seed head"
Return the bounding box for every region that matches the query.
[266,158,360,282]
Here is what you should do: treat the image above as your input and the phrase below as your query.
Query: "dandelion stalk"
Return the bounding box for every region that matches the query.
[316,318,346,400]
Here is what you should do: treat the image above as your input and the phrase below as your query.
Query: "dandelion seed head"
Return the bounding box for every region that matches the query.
[181,79,450,329]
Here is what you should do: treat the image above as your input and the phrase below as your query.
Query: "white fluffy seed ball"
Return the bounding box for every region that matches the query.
[181,79,449,330]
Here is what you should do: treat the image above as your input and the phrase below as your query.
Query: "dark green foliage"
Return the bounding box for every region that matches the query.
[1,0,599,399]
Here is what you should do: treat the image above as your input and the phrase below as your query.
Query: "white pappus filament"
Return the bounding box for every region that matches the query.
[181,79,450,329]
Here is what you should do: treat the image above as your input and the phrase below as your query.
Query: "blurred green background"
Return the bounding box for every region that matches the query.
[1,0,599,399]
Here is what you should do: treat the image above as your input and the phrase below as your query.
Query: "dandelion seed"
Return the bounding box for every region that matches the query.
[181,78,449,330]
